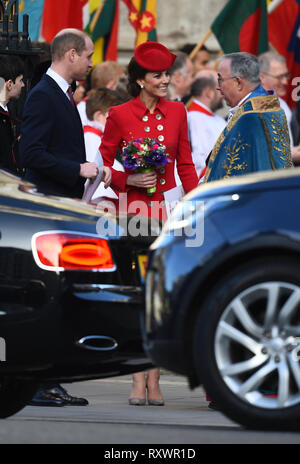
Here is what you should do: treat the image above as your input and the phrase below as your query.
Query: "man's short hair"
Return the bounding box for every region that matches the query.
[191,76,215,98]
[221,52,261,85]
[51,31,87,61]
[258,51,287,73]
[0,55,24,83]
[169,51,190,76]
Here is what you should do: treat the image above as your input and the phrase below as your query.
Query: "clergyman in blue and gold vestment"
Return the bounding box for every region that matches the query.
[203,52,293,183]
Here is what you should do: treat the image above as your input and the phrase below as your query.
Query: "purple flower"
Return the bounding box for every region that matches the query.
[121,137,169,172]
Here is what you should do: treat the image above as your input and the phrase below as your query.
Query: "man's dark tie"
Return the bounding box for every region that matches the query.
[67,86,76,107]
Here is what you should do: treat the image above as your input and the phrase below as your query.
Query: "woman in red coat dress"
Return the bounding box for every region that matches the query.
[100,41,199,405]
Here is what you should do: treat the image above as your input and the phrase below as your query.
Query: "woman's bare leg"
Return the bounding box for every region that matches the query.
[129,371,147,399]
[146,368,163,400]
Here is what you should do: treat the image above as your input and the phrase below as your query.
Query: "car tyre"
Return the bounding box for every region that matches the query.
[0,376,38,418]
[193,257,300,430]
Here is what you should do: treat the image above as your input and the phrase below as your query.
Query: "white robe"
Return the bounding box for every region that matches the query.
[83,120,123,201]
[188,99,226,176]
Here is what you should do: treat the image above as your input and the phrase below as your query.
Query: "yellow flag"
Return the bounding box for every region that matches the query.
[123,0,157,47]
[136,0,157,46]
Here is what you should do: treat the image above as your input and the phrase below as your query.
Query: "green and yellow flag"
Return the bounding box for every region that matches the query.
[122,0,157,47]
[85,0,120,64]
[211,0,268,55]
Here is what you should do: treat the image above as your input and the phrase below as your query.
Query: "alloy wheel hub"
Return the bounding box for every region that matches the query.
[215,282,300,409]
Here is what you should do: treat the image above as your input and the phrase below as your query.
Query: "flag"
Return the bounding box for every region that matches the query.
[19,0,45,41]
[85,0,120,64]
[136,0,157,46]
[42,0,88,43]
[211,0,268,55]
[122,0,140,30]
[122,0,157,46]
[268,0,300,108]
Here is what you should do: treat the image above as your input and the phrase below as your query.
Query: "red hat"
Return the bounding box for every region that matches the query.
[134,41,177,71]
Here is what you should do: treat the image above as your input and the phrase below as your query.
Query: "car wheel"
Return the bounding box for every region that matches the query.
[0,376,38,418]
[194,257,300,430]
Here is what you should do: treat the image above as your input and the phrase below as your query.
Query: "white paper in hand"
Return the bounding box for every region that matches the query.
[164,183,185,217]
[83,149,104,203]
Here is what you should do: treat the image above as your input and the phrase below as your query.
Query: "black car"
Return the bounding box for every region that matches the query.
[144,167,300,430]
[0,170,157,418]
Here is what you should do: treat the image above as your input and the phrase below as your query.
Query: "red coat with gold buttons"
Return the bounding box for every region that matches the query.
[100,96,199,217]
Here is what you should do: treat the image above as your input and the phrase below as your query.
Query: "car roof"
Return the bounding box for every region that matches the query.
[186,167,300,200]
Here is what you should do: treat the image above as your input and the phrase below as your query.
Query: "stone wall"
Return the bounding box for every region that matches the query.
[118,0,227,63]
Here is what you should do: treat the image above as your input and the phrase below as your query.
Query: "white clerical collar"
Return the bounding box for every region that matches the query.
[46,67,69,95]
[228,92,251,121]
[236,93,251,108]
[193,99,213,115]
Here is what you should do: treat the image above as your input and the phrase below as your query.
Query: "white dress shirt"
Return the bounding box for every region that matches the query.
[46,68,70,101]
[0,102,8,112]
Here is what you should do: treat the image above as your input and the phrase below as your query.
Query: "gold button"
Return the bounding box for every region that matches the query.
[156,114,162,120]
[157,124,164,131]
[142,115,149,122]
[158,135,164,142]
[144,126,150,132]
[160,178,166,185]
[160,168,165,174]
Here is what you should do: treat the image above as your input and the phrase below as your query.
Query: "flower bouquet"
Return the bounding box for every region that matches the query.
[122,137,169,195]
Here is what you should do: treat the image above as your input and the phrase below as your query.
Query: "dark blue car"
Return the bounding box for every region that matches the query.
[144,168,300,430]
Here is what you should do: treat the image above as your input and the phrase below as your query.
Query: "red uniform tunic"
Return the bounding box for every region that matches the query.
[100,96,199,217]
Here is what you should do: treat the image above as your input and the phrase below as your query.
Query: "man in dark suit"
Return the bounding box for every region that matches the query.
[20,28,111,198]
[20,29,111,407]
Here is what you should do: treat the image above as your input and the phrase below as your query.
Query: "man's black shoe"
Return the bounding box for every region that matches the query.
[29,388,65,407]
[48,384,89,406]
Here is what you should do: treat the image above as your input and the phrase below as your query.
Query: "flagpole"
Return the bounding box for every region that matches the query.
[90,0,106,33]
[213,50,224,70]
[267,0,284,14]
[189,29,212,60]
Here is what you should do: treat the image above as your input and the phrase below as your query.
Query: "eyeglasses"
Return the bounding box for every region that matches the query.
[217,75,239,86]
[263,72,291,81]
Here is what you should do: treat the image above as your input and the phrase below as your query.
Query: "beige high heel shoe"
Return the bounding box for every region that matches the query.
[128,398,146,406]
[148,398,165,406]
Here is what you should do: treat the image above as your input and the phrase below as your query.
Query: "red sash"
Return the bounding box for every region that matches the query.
[188,101,213,116]
[83,126,103,138]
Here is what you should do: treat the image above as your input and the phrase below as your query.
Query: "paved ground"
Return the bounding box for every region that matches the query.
[1,373,300,445]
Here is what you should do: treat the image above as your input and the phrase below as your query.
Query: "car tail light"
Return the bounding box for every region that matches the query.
[32,232,116,272]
